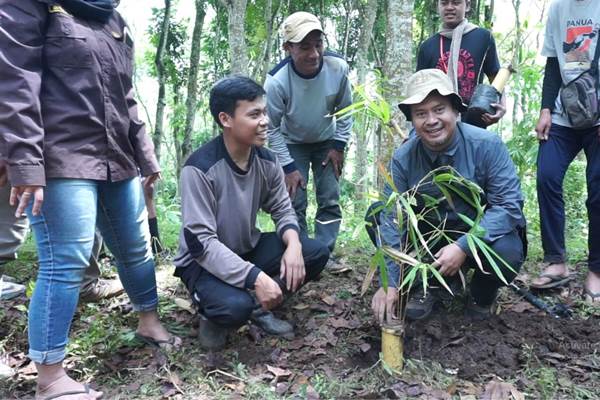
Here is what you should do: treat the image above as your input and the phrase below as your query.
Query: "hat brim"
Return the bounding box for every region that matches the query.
[398,89,467,121]
[286,24,324,43]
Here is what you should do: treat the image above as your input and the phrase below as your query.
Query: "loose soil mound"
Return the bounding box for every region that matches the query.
[404,311,600,381]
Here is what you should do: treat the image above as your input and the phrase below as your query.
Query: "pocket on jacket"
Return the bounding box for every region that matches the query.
[44,35,93,68]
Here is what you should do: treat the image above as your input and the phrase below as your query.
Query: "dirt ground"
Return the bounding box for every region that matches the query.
[1,255,600,399]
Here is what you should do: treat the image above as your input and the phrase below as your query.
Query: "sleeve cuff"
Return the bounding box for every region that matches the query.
[332,140,346,152]
[244,266,262,289]
[282,161,298,174]
[456,235,473,257]
[278,223,300,239]
[8,164,46,187]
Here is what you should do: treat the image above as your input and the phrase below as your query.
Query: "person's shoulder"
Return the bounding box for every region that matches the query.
[184,136,225,174]
[459,123,504,148]
[255,145,277,165]
[323,50,349,72]
[392,137,418,162]
[420,33,441,48]
[268,57,292,79]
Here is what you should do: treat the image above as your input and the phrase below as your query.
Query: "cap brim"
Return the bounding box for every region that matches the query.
[398,89,467,121]
[286,24,324,43]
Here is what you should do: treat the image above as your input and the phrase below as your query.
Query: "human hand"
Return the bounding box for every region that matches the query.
[10,185,44,217]
[432,243,467,276]
[254,271,283,310]
[371,287,399,325]
[481,102,506,126]
[280,241,305,292]
[285,170,306,200]
[143,172,161,197]
[535,109,552,141]
[321,149,344,179]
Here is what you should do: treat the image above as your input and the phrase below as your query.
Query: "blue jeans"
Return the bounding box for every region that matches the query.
[537,124,600,272]
[27,178,157,364]
[288,141,342,252]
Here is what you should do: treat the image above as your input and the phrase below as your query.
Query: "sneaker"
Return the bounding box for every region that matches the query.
[405,288,440,321]
[464,296,497,321]
[0,279,25,300]
[250,308,294,338]
[79,278,124,303]
[198,313,228,350]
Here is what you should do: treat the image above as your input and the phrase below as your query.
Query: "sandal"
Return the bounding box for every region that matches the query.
[135,333,182,351]
[530,273,572,290]
[584,288,600,304]
[41,383,101,400]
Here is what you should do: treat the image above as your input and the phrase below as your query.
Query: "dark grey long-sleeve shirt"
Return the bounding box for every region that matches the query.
[379,122,525,287]
[173,136,299,289]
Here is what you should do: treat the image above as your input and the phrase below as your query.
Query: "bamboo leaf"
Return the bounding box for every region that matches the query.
[378,162,397,192]
[476,239,509,285]
[398,196,435,259]
[382,246,420,266]
[428,264,453,295]
[466,234,484,272]
[361,263,378,297]
[421,267,428,296]
[399,265,419,291]
[375,249,389,290]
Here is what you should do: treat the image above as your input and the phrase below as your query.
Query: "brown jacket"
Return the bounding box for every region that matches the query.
[0,0,159,186]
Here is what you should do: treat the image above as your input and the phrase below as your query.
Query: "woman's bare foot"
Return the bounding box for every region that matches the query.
[36,373,102,400]
[584,271,600,304]
[136,311,181,351]
[531,263,570,288]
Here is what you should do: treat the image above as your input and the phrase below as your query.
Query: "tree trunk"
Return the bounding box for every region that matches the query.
[153,0,172,163]
[255,0,280,83]
[378,0,413,189]
[181,0,207,163]
[222,0,248,74]
[353,0,378,202]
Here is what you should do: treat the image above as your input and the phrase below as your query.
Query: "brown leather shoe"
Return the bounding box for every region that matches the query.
[79,278,124,303]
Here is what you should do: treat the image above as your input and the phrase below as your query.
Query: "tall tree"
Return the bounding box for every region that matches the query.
[255,0,281,82]
[153,0,172,163]
[221,0,249,74]
[378,0,414,188]
[353,0,379,201]
[182,0,207,163]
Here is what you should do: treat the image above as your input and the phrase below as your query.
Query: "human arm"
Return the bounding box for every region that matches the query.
[377,150,410,288]
[481,34,505,125]
[279,228,305,293]
[0,1,47,188]
[455,137,524,255]
[265,76,306,197]
[536,57,561,141]
[180,166,262,289]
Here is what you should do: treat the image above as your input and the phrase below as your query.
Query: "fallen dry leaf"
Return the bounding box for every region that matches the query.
[321,295,336,306]
[293,303,310,310]
[359,343,371,353]
[481,380,524,400]
[266,365,292,382]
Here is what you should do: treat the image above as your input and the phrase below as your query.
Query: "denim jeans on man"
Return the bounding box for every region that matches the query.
[287,141,342,252]
[537,123,600,272]
[26,178,157,364]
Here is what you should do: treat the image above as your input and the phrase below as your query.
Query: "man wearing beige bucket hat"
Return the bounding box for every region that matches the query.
[265,11,353,257]
[366,69,526,323]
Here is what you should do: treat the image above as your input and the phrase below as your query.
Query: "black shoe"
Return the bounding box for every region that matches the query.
[250,309,294,339]
[198,314,228,350]
[405,289,440,321]
[464,295,497,321]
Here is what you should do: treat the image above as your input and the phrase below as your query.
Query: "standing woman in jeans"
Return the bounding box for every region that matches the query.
[0,0,180,398]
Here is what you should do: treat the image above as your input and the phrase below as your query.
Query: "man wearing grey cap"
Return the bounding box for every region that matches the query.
[366,69,526,324]
[265,12,353,255]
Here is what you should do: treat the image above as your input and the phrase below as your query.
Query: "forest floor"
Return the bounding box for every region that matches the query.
[1,248,600,399]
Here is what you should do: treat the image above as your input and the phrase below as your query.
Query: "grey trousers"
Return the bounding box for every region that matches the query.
[0,185,101,289]
[288,141,342,252]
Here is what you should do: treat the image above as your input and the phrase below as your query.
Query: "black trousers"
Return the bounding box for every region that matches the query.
[178,232,329,328]
[365,202,525,305]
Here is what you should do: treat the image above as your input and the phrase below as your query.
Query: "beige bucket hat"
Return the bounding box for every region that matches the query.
[280,12,324,43]
[398,69,467,121]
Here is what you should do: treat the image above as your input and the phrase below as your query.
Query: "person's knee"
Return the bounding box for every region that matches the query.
[536,159,562,190]
[204,293,255,328]
[487,233,524,284]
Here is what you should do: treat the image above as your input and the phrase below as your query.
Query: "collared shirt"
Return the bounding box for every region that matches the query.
[379,122,525,287]
[0,0,159,186]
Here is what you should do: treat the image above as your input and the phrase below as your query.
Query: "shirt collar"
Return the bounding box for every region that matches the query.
[421,124,461,165]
